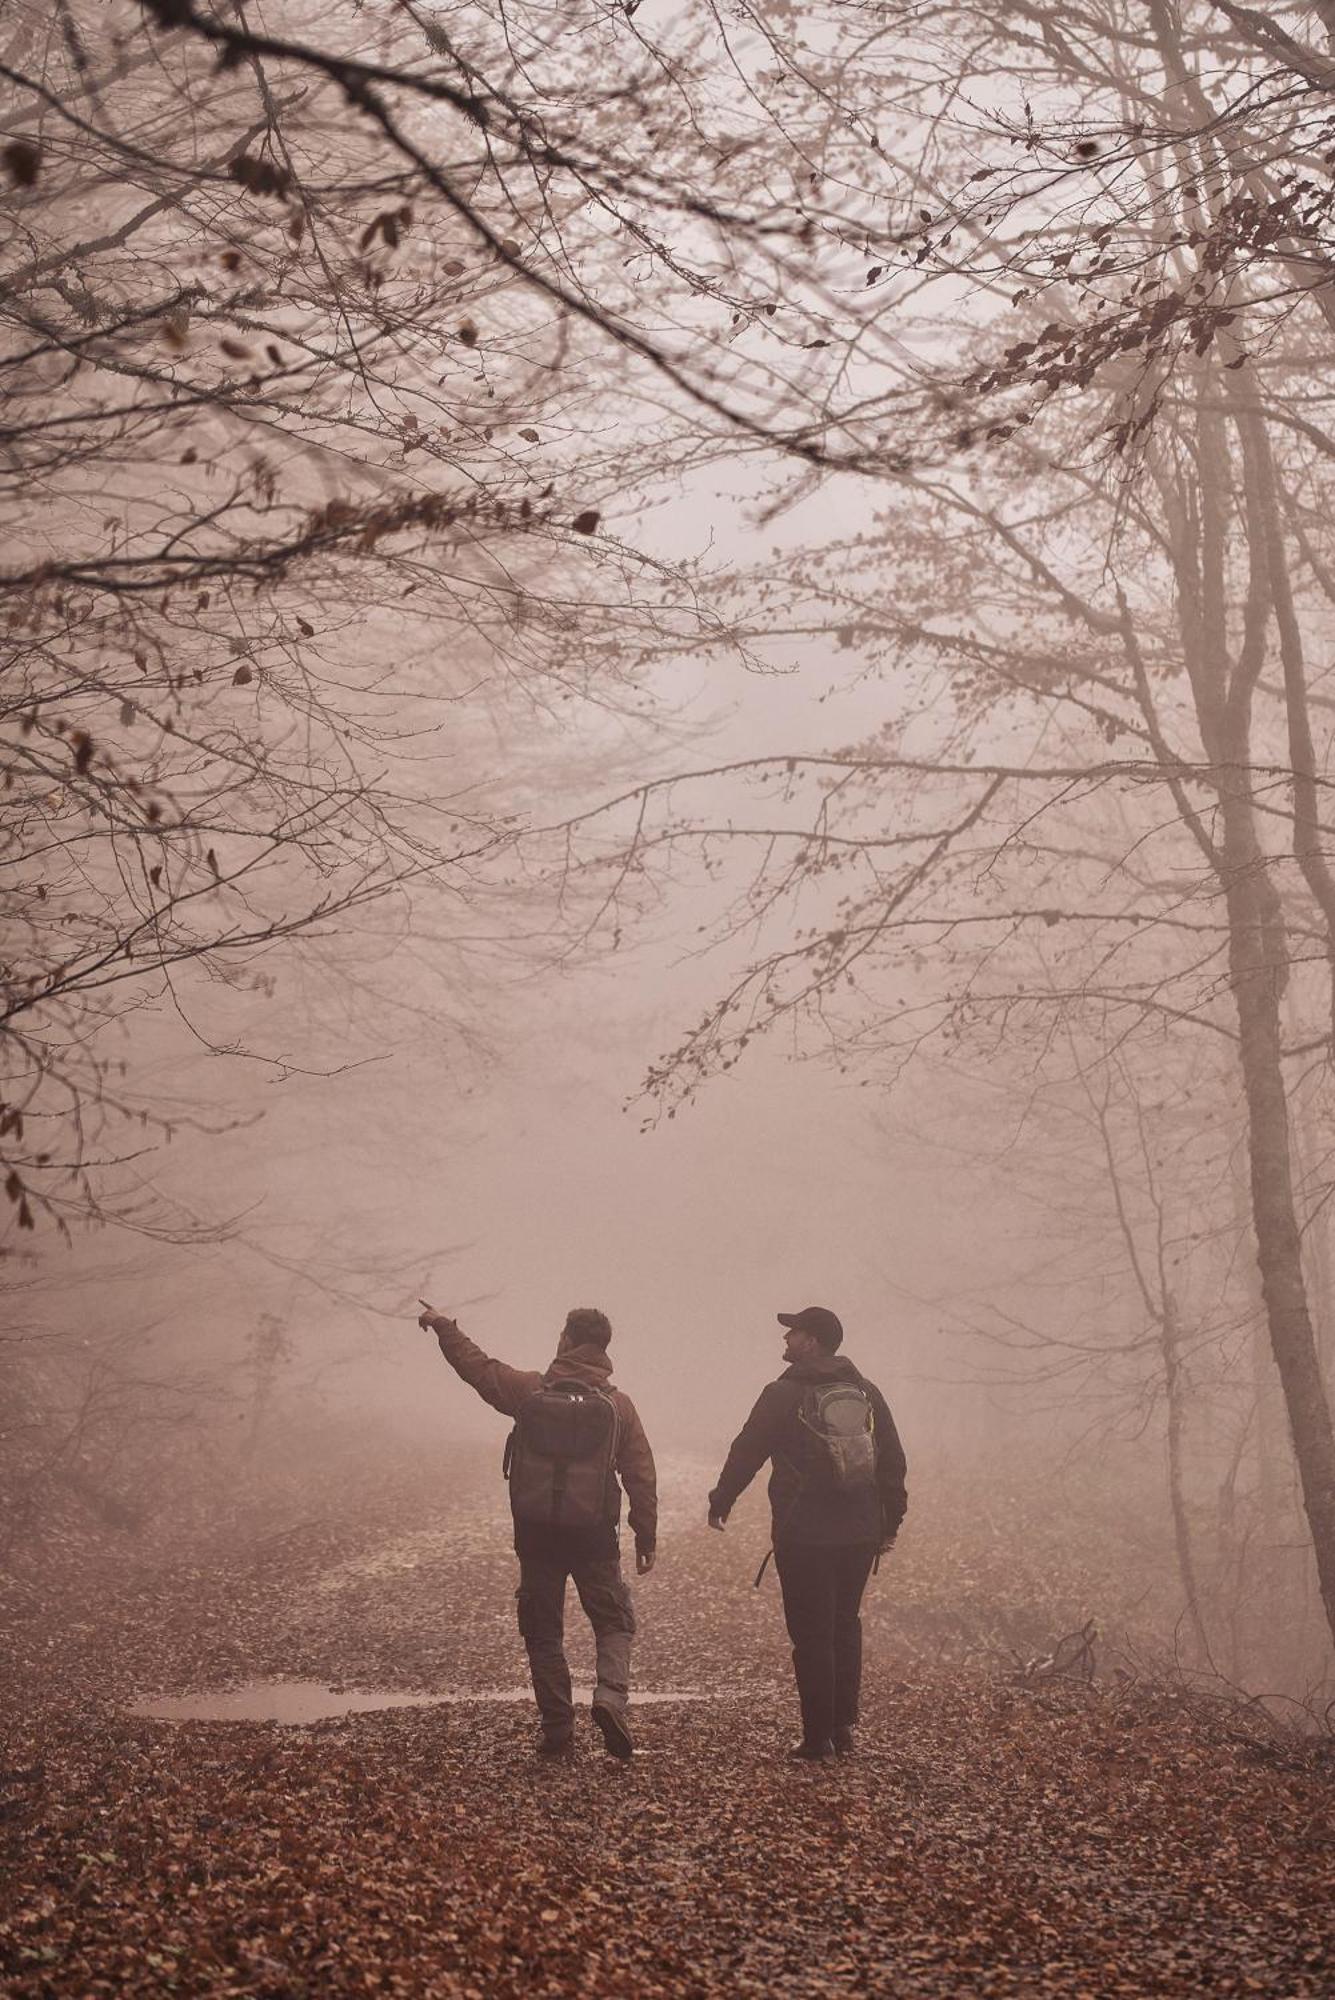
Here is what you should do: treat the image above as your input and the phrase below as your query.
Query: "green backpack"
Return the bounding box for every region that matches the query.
[798,1381,877,1492]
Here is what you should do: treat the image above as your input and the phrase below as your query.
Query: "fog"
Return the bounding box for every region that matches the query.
[6,5,1335,1993]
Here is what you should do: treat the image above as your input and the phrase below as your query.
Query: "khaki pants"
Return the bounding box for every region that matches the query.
[516,1552,635,1738]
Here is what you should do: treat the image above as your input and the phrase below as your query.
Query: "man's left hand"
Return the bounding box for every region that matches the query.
[636,1546,656,1575]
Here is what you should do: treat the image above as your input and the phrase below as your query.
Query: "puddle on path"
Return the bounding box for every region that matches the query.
[130,1680,752,1725]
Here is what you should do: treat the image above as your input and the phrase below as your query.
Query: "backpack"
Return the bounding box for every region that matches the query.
[798,1381,877,1493]
[503,1380,620,1530]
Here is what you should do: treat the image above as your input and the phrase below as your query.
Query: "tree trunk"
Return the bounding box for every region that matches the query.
[1219,811,1335,1653]
[1237,1150,1287,1660]
[1161,1293,1211,1664]
[1186,363,1335,1659]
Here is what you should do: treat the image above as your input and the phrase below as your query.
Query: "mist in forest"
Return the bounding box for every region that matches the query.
[6,6,1335,1994]
[6,0,1334,1697]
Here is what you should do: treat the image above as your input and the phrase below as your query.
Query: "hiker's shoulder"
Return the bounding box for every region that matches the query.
[846,1364,889,1406]
[852,1368,899,1422]
[758,1373,804,1411]
[607,1382,646,1426]
[827,1353,881,1391]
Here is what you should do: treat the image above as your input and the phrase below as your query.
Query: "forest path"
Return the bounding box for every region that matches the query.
[2,1461,1332,1997]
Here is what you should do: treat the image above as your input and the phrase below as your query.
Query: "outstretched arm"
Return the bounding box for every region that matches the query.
[708,1384,782,1526]
[418,1308,542,1419]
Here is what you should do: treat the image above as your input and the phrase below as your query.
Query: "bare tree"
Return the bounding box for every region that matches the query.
[2,0,736,1246]
[550,2,1335,1657]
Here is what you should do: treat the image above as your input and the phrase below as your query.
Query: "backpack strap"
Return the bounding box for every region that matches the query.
[753,1446,807,1589]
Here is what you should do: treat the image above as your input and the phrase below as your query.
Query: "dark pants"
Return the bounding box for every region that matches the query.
[774,1540,877,1746]
[516,1553,635,1739]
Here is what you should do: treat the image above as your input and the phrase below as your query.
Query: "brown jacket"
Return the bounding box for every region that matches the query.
[430,1319,658,1552]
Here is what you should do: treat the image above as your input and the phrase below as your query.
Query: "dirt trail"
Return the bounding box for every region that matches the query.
[2,1462,1332,1997]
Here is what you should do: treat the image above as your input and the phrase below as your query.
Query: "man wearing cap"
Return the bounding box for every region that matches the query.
[708,1306,907,1761]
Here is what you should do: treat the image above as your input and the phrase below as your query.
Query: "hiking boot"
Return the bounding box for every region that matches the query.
[537,1729,575,1759]
[591,1701,633,1761]
[831,1726,855,1756]
[788,1738,835,1761]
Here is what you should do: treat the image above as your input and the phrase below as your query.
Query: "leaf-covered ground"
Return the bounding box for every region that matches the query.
[2,1451,1332,1997]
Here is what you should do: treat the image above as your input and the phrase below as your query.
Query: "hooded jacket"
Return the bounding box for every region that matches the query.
[431,1319,657,1556]
[709,1354,907,1548]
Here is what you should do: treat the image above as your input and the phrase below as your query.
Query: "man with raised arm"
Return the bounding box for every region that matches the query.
[417,1302,657,1760]
[709,1306,907,1761]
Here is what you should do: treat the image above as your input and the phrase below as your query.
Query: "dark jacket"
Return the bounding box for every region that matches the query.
[431,1319,658,1557]
[709,1355,907,1548]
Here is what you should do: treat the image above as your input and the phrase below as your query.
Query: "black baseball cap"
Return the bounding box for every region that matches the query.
[777,1306,844,1351]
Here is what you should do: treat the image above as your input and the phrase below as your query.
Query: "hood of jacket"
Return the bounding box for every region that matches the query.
[782,1354,864,1387]
[544,1343,614,1387]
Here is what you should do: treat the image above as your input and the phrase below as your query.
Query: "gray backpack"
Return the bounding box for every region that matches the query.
[504,1380,619,1529]
[799,1381,877,1493]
